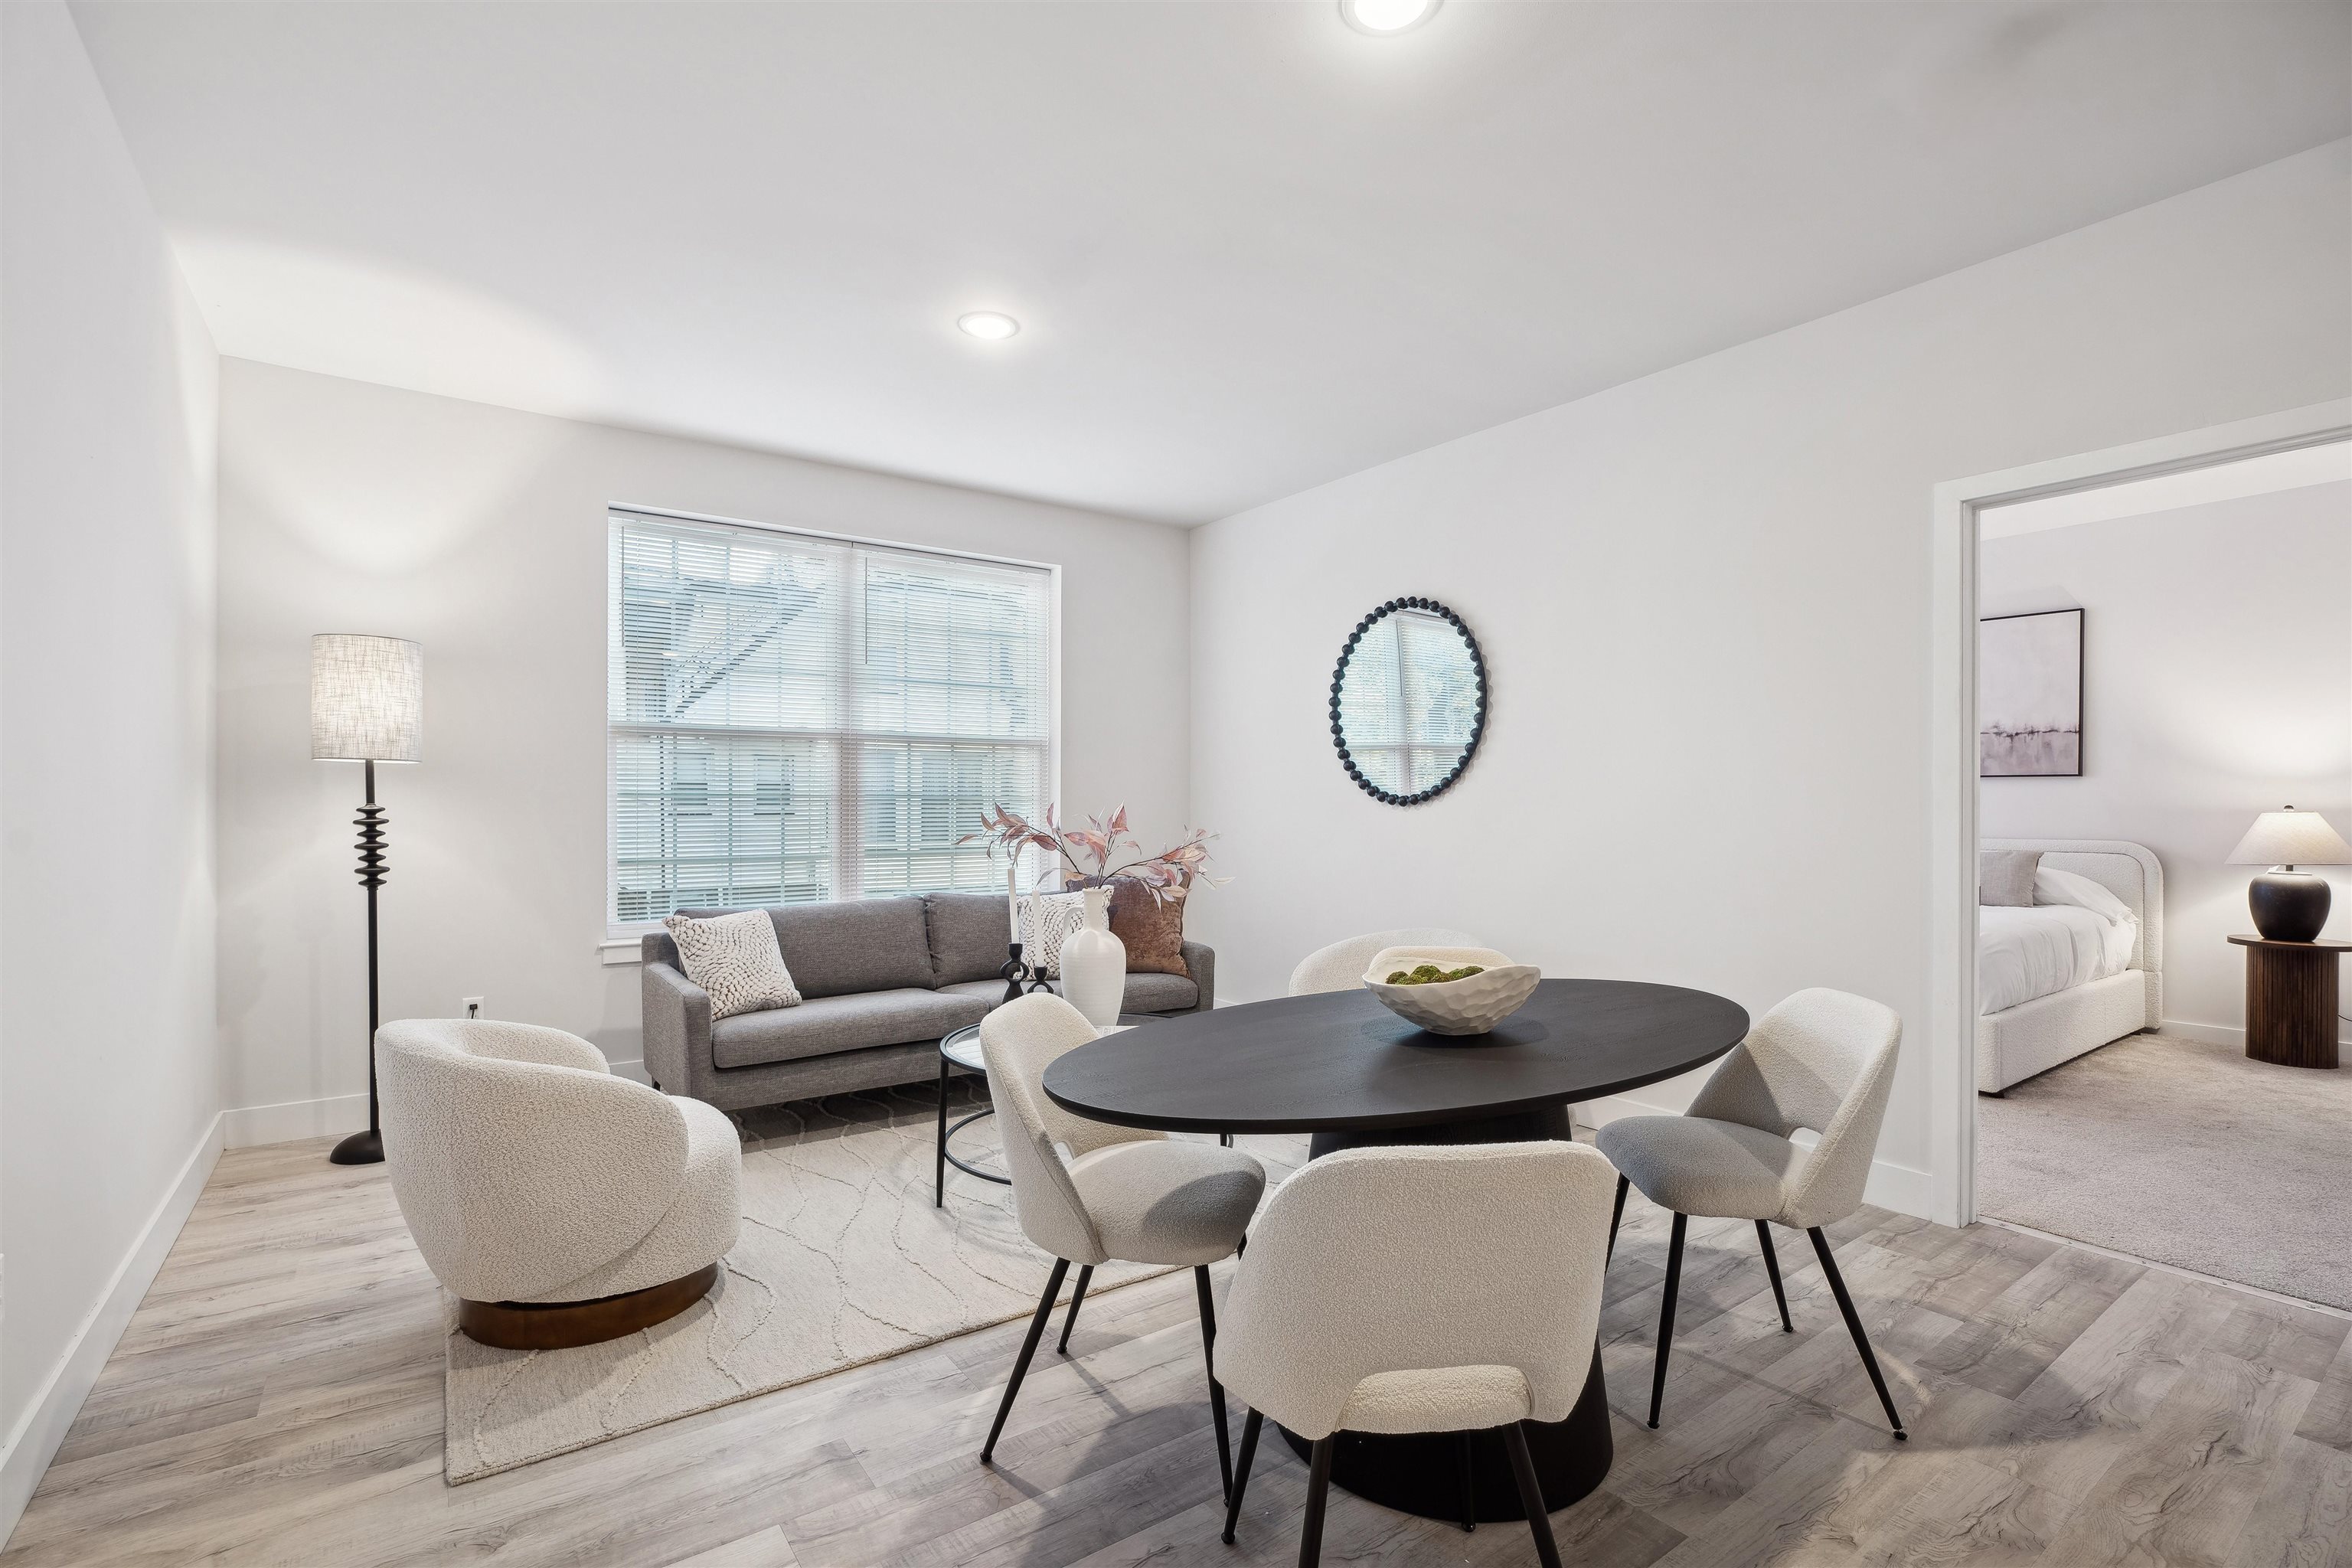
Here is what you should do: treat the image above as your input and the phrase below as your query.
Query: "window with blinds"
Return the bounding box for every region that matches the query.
[608,509,1054,926]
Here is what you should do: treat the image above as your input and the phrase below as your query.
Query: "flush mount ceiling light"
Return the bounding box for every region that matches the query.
[957,311,1021,341]
[1341,0,1439,34]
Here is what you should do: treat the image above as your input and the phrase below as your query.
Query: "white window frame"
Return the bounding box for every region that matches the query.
[604,503,1061,940]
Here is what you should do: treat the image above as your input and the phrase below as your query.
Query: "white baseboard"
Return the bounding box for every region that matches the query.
[222,1092,368,1150]
[1,1111,222,1548]
[1577,1093,1932,1221]
[2162,1017,2352,1049]
[221,1060,654,1152]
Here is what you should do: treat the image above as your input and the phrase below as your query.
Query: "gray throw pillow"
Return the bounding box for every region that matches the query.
[665,909,802,1020]
[1978,850,2041,907]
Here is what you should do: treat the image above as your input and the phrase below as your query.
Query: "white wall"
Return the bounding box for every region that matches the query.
[1188,141,2352,1214]
[0,1,221,1535]
[1980,480,2352,1041]
[215,362,1191,1135]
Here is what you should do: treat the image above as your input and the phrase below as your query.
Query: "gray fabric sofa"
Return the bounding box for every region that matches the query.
[640,890,1214,1112]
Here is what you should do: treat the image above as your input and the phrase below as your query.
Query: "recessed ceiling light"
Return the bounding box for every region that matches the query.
[1341,0,1438,34]
[957,311,1021,341]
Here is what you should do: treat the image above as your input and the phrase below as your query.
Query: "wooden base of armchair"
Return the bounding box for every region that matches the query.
[458,1264,720,1350]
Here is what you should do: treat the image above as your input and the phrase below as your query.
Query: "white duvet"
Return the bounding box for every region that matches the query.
[1978,867,2138,1016]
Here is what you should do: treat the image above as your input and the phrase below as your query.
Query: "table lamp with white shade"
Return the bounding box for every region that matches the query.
[311,633,423,1166]
[2226,805,2352,944]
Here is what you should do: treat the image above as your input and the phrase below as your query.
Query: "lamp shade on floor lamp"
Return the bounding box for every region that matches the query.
[311,633,423,1165]
[2227,806,2352,943]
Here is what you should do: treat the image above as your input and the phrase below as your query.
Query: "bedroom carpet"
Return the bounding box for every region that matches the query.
[1976,1029,2352,1310]
[443,1081,1308,1482]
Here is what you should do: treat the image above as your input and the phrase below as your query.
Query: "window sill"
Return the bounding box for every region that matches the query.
[601,939,645,967]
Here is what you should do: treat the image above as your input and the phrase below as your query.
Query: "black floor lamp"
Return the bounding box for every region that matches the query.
[311,633,424,1168]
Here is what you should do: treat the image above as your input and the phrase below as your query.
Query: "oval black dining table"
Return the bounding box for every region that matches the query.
[1042,977,1749,1525]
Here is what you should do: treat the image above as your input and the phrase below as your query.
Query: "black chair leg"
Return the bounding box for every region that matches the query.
[1757,1220,1793,1331]
[1606,1173,1629,1265]
[1196,1265,1233,1503]
[1808,1227,1907,1439]
[1455,1431,1476,1531]
[1648,1212,1687,1429]
[1057,1265,1093,1354]
[1503,1422,1563,1568]
[1298,1436,1334,1568]
[1221,1408,1263,1544]
[981,1258,1067,1463]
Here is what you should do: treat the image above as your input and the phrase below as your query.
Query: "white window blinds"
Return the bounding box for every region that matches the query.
[608,510,1054,924]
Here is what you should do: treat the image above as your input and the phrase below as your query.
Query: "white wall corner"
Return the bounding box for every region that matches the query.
[0,1112,223,1547]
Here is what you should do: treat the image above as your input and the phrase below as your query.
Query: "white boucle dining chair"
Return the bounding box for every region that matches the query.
[977,992,1266,1498]
[1213,1141,1619,1568]
[1595,988,1907,1439]
[1287,928,1478,995]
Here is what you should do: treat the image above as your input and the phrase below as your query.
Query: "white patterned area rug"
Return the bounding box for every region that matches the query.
[443,1081,1308,1482]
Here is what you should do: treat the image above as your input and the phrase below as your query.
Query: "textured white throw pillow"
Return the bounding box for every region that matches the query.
[1019,892,1086,979]
[665,910,801,1020]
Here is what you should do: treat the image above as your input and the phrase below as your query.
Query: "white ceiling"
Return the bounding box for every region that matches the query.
[72,2,2352,525]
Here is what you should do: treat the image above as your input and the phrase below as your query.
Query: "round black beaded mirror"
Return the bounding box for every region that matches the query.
[1329,598,1487,805]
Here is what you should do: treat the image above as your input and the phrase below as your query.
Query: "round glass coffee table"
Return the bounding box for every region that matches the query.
[934,1013,1146,1207]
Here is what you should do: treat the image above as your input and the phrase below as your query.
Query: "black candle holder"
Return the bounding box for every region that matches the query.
[1000,941,1055,1004]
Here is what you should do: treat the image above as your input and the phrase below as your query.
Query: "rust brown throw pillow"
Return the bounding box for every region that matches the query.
[1108,879,1189,977]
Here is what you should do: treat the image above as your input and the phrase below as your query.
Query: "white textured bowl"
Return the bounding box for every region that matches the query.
[1362,946,1541,1036]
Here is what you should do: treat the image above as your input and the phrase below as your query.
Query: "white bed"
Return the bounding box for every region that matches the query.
[1977,838,2164,1093]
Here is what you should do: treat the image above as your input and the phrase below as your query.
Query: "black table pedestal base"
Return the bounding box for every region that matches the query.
[1306,1102,1575,1159]
[1285,1102,1611,1523]
[1276,1344,1613,1523]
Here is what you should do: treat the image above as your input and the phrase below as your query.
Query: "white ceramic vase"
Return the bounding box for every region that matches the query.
[1057,885,1127,1027]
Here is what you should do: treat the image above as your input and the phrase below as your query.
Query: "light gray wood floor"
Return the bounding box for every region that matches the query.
[8,1132,2350,1567]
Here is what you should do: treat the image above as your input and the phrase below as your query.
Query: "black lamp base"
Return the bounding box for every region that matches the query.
[2250,871,2332,943]
[329,1127,384,1166]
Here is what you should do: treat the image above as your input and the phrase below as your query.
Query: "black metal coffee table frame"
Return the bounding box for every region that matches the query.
[934,1025,1008,1206]
[935,1015,1152,1207]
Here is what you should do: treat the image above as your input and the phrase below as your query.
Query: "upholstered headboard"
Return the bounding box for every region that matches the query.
[1982,838,2164,974]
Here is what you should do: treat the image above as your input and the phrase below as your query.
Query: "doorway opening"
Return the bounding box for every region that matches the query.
[1932,406,2351,1310]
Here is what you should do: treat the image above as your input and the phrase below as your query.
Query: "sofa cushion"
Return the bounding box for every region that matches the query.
[710,988,990,1070]
[681,897,933,999]
[1122,972,1200,1014]
[942,974,1200,1015]
[926,891,1012,986]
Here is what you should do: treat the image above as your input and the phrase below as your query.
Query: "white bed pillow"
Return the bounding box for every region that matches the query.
[2033,865,2134,925]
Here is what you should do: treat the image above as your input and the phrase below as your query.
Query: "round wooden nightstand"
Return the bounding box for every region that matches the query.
[2227,935,2352,1069]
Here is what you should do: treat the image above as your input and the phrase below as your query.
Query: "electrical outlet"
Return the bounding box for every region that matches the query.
[462,997,484,1020]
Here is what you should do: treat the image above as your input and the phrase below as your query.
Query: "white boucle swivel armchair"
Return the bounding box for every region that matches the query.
[1213,1141,1619,1568]
[976,993,1265,1498]
[377,1019,741,1349]
[1286,929,1478,995]
[1595,988,1906,1439]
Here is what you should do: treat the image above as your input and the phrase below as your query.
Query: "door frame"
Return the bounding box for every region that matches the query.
[1926,400,2352,1228]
